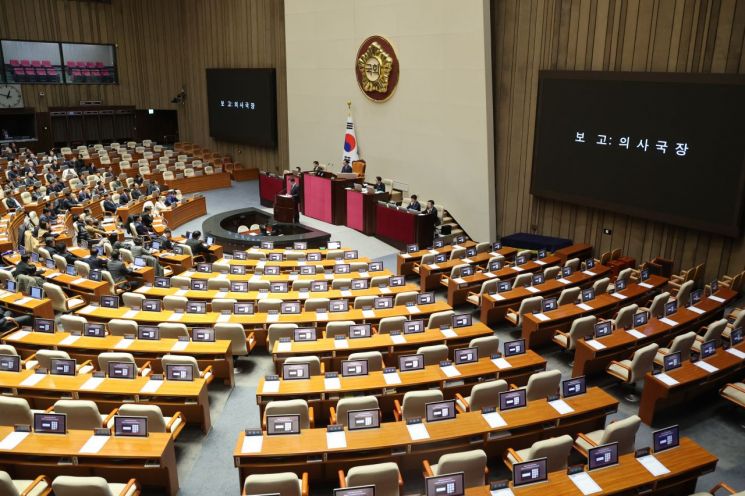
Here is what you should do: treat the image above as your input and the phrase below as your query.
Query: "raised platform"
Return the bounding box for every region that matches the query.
[201,207,331,251]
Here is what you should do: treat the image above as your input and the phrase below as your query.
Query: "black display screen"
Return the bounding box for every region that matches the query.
[206,68,277,147]
[531,71,745,236]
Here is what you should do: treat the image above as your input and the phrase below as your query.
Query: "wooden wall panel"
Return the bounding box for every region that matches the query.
[0,0,288,171]
[492,0,745,281]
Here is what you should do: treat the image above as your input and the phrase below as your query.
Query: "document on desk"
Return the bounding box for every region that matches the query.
[406,305,420,314]
[326,430,347,449]
[694,361,719,373]
[490,489,515,496]
[379,287,391,294]
[122,309,140,319]
[0,431,29,450]
[428,264,440,270]
[362,310,376,319]
[241,435,263,453]
[167,312,183,322]
[141,380,163,393]
[261,381,280,393]
[340,290,352,297]
[182,271,194,277]
[175,289,189,296]
[256,261,266,269]
[407,423,430,440]
[535,260,546,266]
[558,278,571,285]
[333,339,349,349]
[586,339,606,350]
[548,399,575,415]
[324,273,334,280]
[510,266,522,272]
[583,270,595,276]
[708,295,725,303]
[726,348,745,359]
[440,328,457,338]
[453,278,466,285]
[383,371,402,385]
[315,311,328,321]
[7,330,29,340]
[484,272,497,278]
[569,472,602,495]
[533,313,550,322]
[78,305,96,315]
[611,292,627,299]
[217,313,231,323]
[626,329,646,340]
[115,338,133,349]
[577,303,593,311]
[60,334,80,346]
[215,291,228,298]
[401,253,412,258]
[688,306,706,314]
[659,317,678,327]
[72,277,88,285]
[288,275,298,281]
[390,334,406,344]
[266,314,279,323]
[440,365,461,377]
[171,340,189,351]
[654,373,679,386]
[324,377,341,390]
[80,434,110,454]
[639,282,654,289]
[637,455,670,476]
[80,377,104,391]
[20,373,45,386]
[526,286,540,293]
[276,342,292,353]
[482,410,507,428]
[491,357,512,369]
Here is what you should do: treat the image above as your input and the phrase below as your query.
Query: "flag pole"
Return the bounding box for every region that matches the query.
[347,100,352,116]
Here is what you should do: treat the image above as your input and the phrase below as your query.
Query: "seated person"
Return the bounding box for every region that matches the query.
[373,176,386,192]
[407,194,421,211]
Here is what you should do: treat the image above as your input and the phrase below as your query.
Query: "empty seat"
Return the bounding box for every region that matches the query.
[654,331,696,365]
[427,310,454,329]
[163,295,187,311]
[51,399,109,430]
[525,369,562,401]
[284,356,322,375]
[332,396,380,426]
[267,323,299,349]
[264,399,313,429]
[423,449,487,489]
[504,435,573,473]
[340,462,401,496]
[0,470,51,496]
[417,344,448,365]
[214,323,252,356]
[325,321,355,339]
[378,316,406,334]
[51,475,140,496]
[505,296,542,326]
[455,379,508,412]
[158,323,189,339]
[469,335,499,357]
[243,472,307,496]
[394,390,443,421]
[348,351,384,371]
[553,315,596,351]
[574,414,641,456]
[115,403,185,438]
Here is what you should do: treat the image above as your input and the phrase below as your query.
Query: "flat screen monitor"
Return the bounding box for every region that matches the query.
[230,265,246,275]
[192,327,215,342]
[311,281,328,292]
[349,324,371,339]
[142,299,161,312]
[266,414,300,435]
[114,416,148,437]
[134,257,147,268]
[334,486,375,496]
[403,320,424,334]
[191,279,208,291]
[460,266,475,277]
[562,376,586,398]
[499,389,527,411]
[268,253,282,261]
[33,413,66,434]
[186,301,206,314]
[701,340,717,359]
[351,278,369,290]
[231,281,248,292]
[512,458,548,487]
[497,280,512,292]
[664,300,678,316]
[34,318,54,333]
[65,265,76,276]
[452,314,472,328]
[594,321,612,338]
[173,246,184,255]
[434,254,448,264]
[425,399,456,422]
[585,258,596,269]
[406,244,419,253]
[329,299,349,312]
[434,239,445,248]
[307,253,322,262]
[341,359,368,377]
[107,361,135,379]
[588,442,619,471]
[293,327,316,341]
[137,326,159,340]
[165,364,194,381]
[234,302,255,315]
[417,292,435,305]
[347,409,380,431]
[489,261,503,272]
[344,250,358,260]
[282,362,309,380]
[582,288,595,302]
[615,278,627,291]
[633,311,649,328]
[389,276,405,287]
[100,295,119,308]
[374,296,393,309]
[653,425,680,453]
[5,280,16,292]
[532,274,545,285]
[504,339,526,357]
[30,286,44,300]
[84,323,105,337]
[368,262,383,272]
[0,354,20,372]
[425,472,465,496]
[690,289,703,306]
[663,351,682,371]
[263,266,280,275]
[280,301,301,314]
[542,297,558,312]
[50,358,76,376]
[154,277,170,288]
[271,281,289,293]
[731,327,743,345]
[300,266,316,275]
[399,353,424,372]
[454,347,478,365]
[293,241,307,250]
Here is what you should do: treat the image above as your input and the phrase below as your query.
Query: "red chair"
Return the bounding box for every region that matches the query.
[12,67,24,82]
[20,59,30,67]
[86,61,95,68]
[71,69,82,81]
[31,60,41,67]
[76,61,86,68]
[41,60,52,68]
[95,61,104,68]
[9,59,19,67]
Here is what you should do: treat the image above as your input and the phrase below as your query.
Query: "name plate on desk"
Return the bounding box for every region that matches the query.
[491,356,512,369]
[569,472,602,496]
[440,327,457,338]
[726,348,745,359]
[636,454,670,476]
[577,303,593,311]
[324,373,341,390]
[548,399,575,415]
[333,336,349,349]
[694,361,719,373]
[439,362,461,378]
[19,373,45,387]
[390,332,406,344]
[557,278,571,284]
[79,434,110,454]
[659,317,678,327]
[585,339,606,350]
[533,313,550,322]
[59,335,81,346]
[654,373,679,386]
[611,292,627,299]
[526,286,540,294]
[688,306,706,315]
[80,377,104,390]
[0,430,29,450]
[709,295,725,303]
[626,329,645,340]
[639,282,654,289]
[7,330,29,340]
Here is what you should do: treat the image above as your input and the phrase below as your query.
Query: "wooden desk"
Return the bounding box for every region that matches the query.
[375,203,436,251]
[638,340,745,424]
[161,195,207,229]
[554,243,593,264]
[0,369,212,433]
[397,241,478,276]
[464,437,716,496]
[0,289,54,319]
[133,283,421,304]
[77,301,452,348]
[521,275,669,348]
[445,256,565,307]
[233,387,617,483]
[479,265,612,325]
[184,269,394,283]
[418,247,519,291]
[573,289,737,378]
[345,189,389,235]
[213,256,372,270]
[258,351,547,424]
[259,172,284,207]
[0,426,179,496]
[271,323,495,371]
[1,328,239,387]
[163,171,231,194]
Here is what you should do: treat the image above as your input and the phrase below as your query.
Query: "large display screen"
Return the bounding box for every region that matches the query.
[531,72,745,236]
[206,68,277,147]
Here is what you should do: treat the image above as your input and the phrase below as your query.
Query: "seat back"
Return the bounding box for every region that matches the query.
[450,248,466,260]
[336,396,380,426]
[648,292,670,318]
[326,321,355,339]
[599,415,641,454]
[211,298,236,313]
[469,335,499,357]
[0,471,21,496]
[122,292,145,308]
[161,354,199,378]
[42,282,68,312]
[512,273,532,288]
[702,319,727,343]
[97,352,136,372]
[353,296,376,310]
[468,380,508,411]
[394,291,418,306]
[51,475,114,496]
[60,314,87,333]
[378,316,406,334]
[427,310,454,329]
[207,278,229,291]
[348,351,384,371]
[676,280,694,307]
[667,331,696,361]
[304,298,330,312]
[435,449,487,488]
[36,349,71,369]
[117,404,167,432]
[401,390,443,420]
[346,462,400,496]
[243,473,300,496]
[592,277,610,294]
[284,355,321,375]
[158,323,189,339]
[107,319,137,336]
[479,278,500,296]
[564,258,580,271]
[526,369,562,401]
[567,315,597,350]
[629,343,659,382]
[516,296,543,324]
[53,399,102,430]
[614,304,639,330]
[524,434,573,472]
[267,323,299,349]
[163,295,187,311]
[258,298,282,313]
[53,254,67,272]
[557,287,580,306]
[265,399,310,429]
[449,263,471,278]
[543,266,560,280]
[214,323,249,355]
[0,396,33,426]
[417,344,448,366]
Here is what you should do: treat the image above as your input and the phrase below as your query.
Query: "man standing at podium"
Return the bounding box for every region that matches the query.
[289,176,301,223]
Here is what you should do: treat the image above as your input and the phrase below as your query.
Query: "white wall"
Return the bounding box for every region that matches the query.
[284,0,495,242]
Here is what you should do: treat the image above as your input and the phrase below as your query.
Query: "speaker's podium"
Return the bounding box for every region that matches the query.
[273,193,297,223]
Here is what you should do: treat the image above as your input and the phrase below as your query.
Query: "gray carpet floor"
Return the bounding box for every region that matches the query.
[152,180,745,495]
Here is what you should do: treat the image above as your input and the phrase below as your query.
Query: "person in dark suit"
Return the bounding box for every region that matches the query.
[153,229,173,251]
[82,251,105,271]
[289,177,301,223]
[423,200,440,226]
[146,180,161,196]
[133,215,149,236]
[164,190,178,207]
[118,189,130,205]
[55,244,78,265]
[107,250,133,286]
[130,188,142,200]
[407,194,421,211]
[141,206,154,230]
[102,194,118,213]
[13,254,43,279]
[341,158,353,173]
[373,176,386,193]
[4,196,19,210]
[312,161,323,176]
[186,231,210,260]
